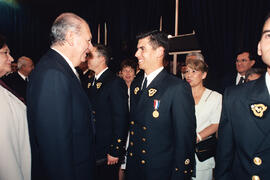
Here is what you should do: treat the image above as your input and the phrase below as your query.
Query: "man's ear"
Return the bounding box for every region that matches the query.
[258,41,262,56]
[65,30,74,46]
[156,47,165,58]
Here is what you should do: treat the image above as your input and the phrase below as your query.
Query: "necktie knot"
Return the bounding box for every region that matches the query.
[238,76,245,85]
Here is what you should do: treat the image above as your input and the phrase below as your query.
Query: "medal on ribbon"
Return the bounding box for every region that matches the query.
[153,99,160,118]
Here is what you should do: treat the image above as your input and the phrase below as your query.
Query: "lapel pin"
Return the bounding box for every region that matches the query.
[96,82,102,89]
[251,103,267,118]
[87,82,91,88]
[148,88,157,97]
[134,87,140,95]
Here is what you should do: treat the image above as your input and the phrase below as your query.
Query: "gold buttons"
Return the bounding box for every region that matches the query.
[131,131,134,135]
[252,175,260,180]
[175,168,179,171]
[117,139,121,143]
[129,152,133,156]
[142,126,147,130]
[253,157,262,166]
[130,141,134,146]
[185,159,190,165]
[141,160,145,164]
[130,121,134,125]
[142,138,146,142]
[142,150,146,154]
[184,170,187,174]
[116,146,119,149]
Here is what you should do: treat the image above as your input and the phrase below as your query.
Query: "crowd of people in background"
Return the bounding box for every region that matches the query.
[1,11,270,180]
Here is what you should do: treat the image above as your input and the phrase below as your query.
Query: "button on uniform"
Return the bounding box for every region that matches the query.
[252,175,260,180]
[253,157,262,166]
[141,160,146,164]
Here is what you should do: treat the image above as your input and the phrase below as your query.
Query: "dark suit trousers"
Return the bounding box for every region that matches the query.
[95,163,119,180]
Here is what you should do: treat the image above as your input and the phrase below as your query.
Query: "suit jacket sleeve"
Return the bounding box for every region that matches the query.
[30,69,76,179]
[171,82,196,180]
[108,77,129,158]
[215,88,234,180]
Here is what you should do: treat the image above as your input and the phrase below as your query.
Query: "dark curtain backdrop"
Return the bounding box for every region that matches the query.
[0,0,270,91]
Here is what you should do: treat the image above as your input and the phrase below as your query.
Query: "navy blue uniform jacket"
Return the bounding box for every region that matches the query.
[126,69,196,180]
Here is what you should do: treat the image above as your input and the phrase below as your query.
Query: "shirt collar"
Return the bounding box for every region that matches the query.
[51,47,80,79]
[236,73,245,85]
[144,67,164,87]
[18,71,27,80]
[265,72,270,95]
[95,67,108,80]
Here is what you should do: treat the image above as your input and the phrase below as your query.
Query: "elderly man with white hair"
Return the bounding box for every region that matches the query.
[2,56,34,102]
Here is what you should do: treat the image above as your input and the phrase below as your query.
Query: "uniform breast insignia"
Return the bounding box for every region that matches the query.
[250,103,267,118]
[134,87,140,95]
[87,82,91,88]
[148,88,157,97]
[96,82,102,89]
[153,99,160,118]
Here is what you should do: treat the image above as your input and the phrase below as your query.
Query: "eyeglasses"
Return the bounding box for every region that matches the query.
[236,59,249,63]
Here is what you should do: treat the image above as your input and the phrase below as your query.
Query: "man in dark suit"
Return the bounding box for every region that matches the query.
[2,56,34,101]
[126,30,196,180]
[221,51,255,93]
[215,13,270,180]
[27,13,95,180]
[85,44,129,180]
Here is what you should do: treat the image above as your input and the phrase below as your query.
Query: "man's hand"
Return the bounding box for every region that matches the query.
[107,154,119,165]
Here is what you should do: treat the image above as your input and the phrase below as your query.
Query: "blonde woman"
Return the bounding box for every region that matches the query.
[185,58,222,180]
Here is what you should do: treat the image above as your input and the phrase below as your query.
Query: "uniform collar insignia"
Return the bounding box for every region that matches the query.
[134,87,140,95]
[250,103,267,118]
[87,82,91,88]
[148,88,157,97]
[96,82,102,89]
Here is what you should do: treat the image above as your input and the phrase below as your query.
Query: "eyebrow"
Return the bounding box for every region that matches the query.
[262,30,270,35]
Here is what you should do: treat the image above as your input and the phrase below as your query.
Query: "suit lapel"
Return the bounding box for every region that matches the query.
[50,49,88,101]
[247,75,270,152]
[134,70,167,123]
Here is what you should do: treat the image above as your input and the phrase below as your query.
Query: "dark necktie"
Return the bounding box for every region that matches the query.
[141,77,147,91]
[238,76,245,85]
[92,78,97,87]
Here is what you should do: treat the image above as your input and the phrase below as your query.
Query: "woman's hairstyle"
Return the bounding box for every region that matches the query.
[186,58,208,73]
[121,59,137,72]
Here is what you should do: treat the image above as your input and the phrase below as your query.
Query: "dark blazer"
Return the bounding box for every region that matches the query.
[2,71,27,100]
[84,69,129,160]
[27,49,95,180]
[220,72,237,94]
[215,74,270,180]
[126,69,196,180]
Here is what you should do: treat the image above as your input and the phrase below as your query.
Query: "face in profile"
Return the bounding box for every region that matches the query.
[87,47,103,72]
[22,59,34,76]
[258,18,270,68]
[135,37,157,73]
[121,66,135,85]
[0,45,14,76]
[73,22,93,66]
